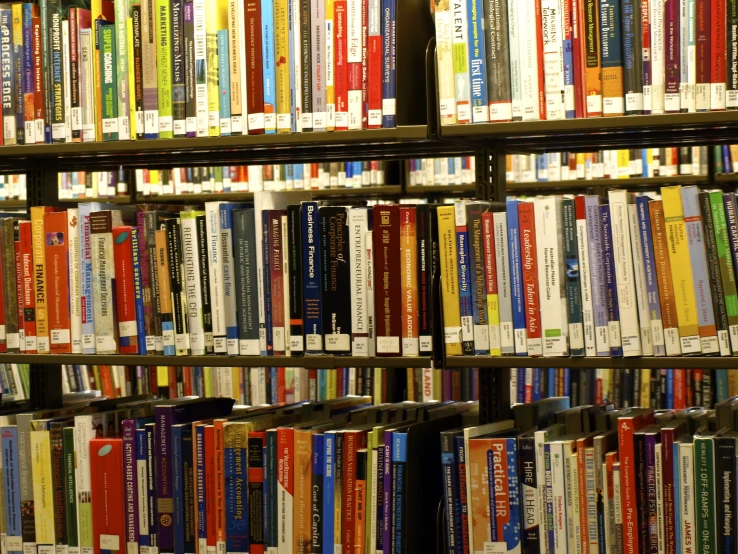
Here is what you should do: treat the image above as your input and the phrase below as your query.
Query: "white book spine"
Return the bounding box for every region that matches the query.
[493,214,514,353]
[534,431,551,554]
[585,449,598,550]
[507,0,522,119]
[181,216,205,355]
[67,209,82,354]
[534,197,568,356]
[366,230,376,357]
[349,209,369,356]
[519,0,541,120]
[291,0,303,132]
[627,204,654,356]
[435,9,456,123]
[205,203,227,352]
[238,0,248,133]
[679,443,696,554]
[91,230,117,354]
[541,0,564,120]
[193,0,209,137]
[565,450,579,553]
[650,0,665,113]
[576,212,597,356]
[451,0,471,124]
[347,0,363,129]
[551,442,569,553]
[687,0,697,111]
[607,191,642,355]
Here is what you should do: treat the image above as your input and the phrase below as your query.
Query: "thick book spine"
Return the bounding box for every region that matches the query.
[274,0,291,132]
[601,0,625,115]
[372,205,402,356]
[0,9,14,146]
[142,0,159,138]
[30,207,50,353]
[195,214,214,353]
[694,437,717,554]
[204,202,226,353]
[132,6,145,139]
[651,0,666,113]
[484,0,512,121]
[99,22,119,141]
[266,210,285,355]
[130,226,149,355]
[32,13,45,143]
[262,0,277,133]
[455,202,474,355]
[602,205,623,356]
[434,0,455,125]
[585,197,611,356]
[649,200,682,356]
[493,212,514,353]
[711,0,726,108]
[380,0,395,127]
[718,192,738,352]
[466,203,489,356]
[621,0,644,113]
[47,1,65,142]
[113,226,139,355]
[416,205,434,355]
[286,205,304,354]
[695,0,710,110]
[22,5,35,145]
[542,0,565,120]
[90,211,118,354]
[636,196,666,355]
[347,0,364,128]
[156,0,173,137]
[574,198,597,353]
[437,205,463,356]
[664,0,681,111]
[311,0,327,130]
[301,202,323,354]
[400,207,419,356]
[562,198,585,357]
[155,229,176,355]
[220,204,239,355]
[519,202,543,356]
[172,0,186,136]
[165,218,190,356]
[319,207,351,354]
[627,203,655,356]
[366,0,381,127]
[180,213,206,356]
[44,211,70,353]
[232,209,260,355]
[507,200,528,354]
[245,0,265,134]
[348,208,369,356]
[583,0,603,116]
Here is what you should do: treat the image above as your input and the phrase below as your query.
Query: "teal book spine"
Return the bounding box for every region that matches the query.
[217,29,230,136]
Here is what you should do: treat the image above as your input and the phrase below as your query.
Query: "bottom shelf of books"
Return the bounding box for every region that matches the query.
[0,363,734,554]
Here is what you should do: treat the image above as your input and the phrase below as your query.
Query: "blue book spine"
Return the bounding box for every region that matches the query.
[262,211,274,355]
[467,0,487,123]
[219,203,239,355]
[507,200,527,355]
[585,196,610,356]
[666,369,674,409]
[392,432,407,554]
[130,227,146,354]
[225,445,248,554]
[301,202,323,353]
[441,438,462,554]
[448,157,456,180]
[135,429,150,549]
[172,425,185,554]
[381,0,396,128]
[223,167,231,193]
[22,4,32,142]
[270,367,278,403]
[548,368,556,397]
[294,163,303,184]
[323,433,335,554]
[532,369,542,401]
[312,434,324,553]
[195,425,207,552]
[2,426,21,554]
[724,146,732,172]
[382,434,393,554]
[563,367,571,397]
[716,369,729,401]
[636,196,665,356]
[217,30,231,136]
[517,368,525,402]
[563,20,574,119]
[600,205,623,357]
[642,150,649,177]
[537,155,548,181]
[262,0,276,133]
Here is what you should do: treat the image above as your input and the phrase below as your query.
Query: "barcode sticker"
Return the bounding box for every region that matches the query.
[473,325,490,351]
[22,543,36,554]
[419,335,432,353]
[514,328,527,354]
[277,114,292,130]
[272,327,285,351]
[719,330,731,356]
[444,326,461,344]
[484,543,507,554]
[664,327,682,356]
[306,334,323,351]
[37,546,54,554]
[701,336,720,355]
[100,536,120,552]
[119,321,137,337]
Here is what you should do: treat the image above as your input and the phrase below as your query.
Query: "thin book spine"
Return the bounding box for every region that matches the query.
[156,0,173,137]
[115,0,131,140]
[665,0,681,111]
[172,0,186,137]
[601,0,625,115]
[142,0,159,138]
[486,0,512,121]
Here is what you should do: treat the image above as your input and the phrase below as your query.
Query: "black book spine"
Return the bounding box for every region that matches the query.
[181,427,196,554]
[622,368,632,407]
[132,5,145,139]
[262,210,273,354]
[248,436,266,551]
[634,432,649,547]
[287,205,304,355]
[416,204,433,354]
[50,422,67,547]
[633,368,641,407]
[195,214,214,354]
[300,0,312,130]
[171,0,185,136]
[519,435,539,553]
[320,206,352,354]
[702,370,713,408]
[183,0,195,135]
[233,209,260,351]
[484,0,512,114]
[715,435,735,554]
[621,0,644,114]
[165,217,188,354]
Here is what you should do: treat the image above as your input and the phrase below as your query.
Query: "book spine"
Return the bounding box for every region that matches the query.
[44,211,70,353]
[135,212,155,353]
[650,0,665,113]
[349,208,369,356]
[651,199,682,356]
[434,0,455,124]
[277,429,294,554]
[122,422,139,554]
[19,222,35,353]
[180,213,206,355]
[220,205,239,355]
[3,427,22,554]
[245,434,264,554]
[300,0,312,132]
[507,200,528,354]
[157,228,177,355]
[400,207,419,356]
[115,0,130,140]
[274,0,291,132]
[183,0,196,137]
[289,0,303,133]
[0,8,16,146]
[262,0,277,133]
[622,0,644,113]
[366,0,381,127]
[694,437,717,554]
[380,0,395,127]
[665,0,681,110]
[319,207,352,354]
[132,6,144,139]
[226,0,242,135]
[205,3,220,136]
[244,0,265,134]
[729,0,738,107]
[437,206,462,356]
[542,0,565,119]
[22,5,35,144]
[636,196,666,355]
[518,0,544,120]
[493,212,514,353]
[90,211,118,354]
[30,207,50,353]
[172,0,186,136]
[142,0,159,138]
[695,0,710,110]
[286,206,304,354]
[563,0,576,118]
[601,0,626,115]
[334,0,348,129]
[450,0,471,124]
[642,0,653,114]
[267,211,286,355]
[232,209,260,355]
[519,202,542,356]
[302,202,323,354]
[112,226,139,355]
[711,0,726,108]
[99,22,119,141]
[31,430,55,549]
[626,203,655,356]
[196,214,215,353]
[48,1,64,142]
[455,203,474,356]
[154,0,172,138]
[32,14,45,143]
[562,199,585,356]
[708,191,738,353]
[373,205,402,356]
[0,220,16,352]
[585,197,611,356]
[583,0,603,115]
[130,225,148,355]
[203,203,226,353]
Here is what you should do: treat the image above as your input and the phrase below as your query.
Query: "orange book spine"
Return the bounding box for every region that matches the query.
[98,366,115,397]
[43,210,70,353]
[399,207,418,357]
[19,221,35,352]
[294,429,313,554]
[31,206,53,353]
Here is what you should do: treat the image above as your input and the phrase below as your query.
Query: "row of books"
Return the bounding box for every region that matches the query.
[0,175,26,202]
[0,194,435,358]
[507,147,709,183]
[435,0,738,124]
[443,397,738,554]
[406,157,476,187]
[0,364,29,401]
[437,186,738,358]
[4,0,399,146]
[57,168,131,199]
[0,394,470,554]
[61,364,443,406]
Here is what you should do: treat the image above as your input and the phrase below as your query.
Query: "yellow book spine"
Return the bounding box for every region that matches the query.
[30,207,50,353]
[204,367,213,397]
[232,367,241,401]
[661,185,701,353]
[436,206,463,356]
[325,0,335,130]
[617,150,630,178]
[646,149,654,175]
[205,1,227,136]
[640,369,651,407]
[487,295,501,356]
[128,18,137,140]
[31,430,55,544]
[157,365,169,389]
[274,0,291,133]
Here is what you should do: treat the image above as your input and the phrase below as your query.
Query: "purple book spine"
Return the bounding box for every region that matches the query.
[375,445,385,553]
[585,196,610,356]
[184,2,196,138]
[122,420,140,550]
[664,0,681,110]
[636,196,666,356]
[155,406,174,550]
[383,432,393,554]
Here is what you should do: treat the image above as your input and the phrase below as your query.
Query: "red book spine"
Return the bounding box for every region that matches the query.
[32,16,44,143]
[674,369,685,409]
[518,202,542,356]
[641,0,652,114]
[269,210,285,356]
[367,0,382,129]
[277,427,294,544]
[277,367,286,403]
[481,212,497,297]
[617,411,655,554]
[711,0,726,109]
[695,0,711,110]
[0,227,7,353]
[595,376,603,404]
[534,0,547,119]
[184,368,193,396]
[214,420,227,554]
[44,211,71,353]
[245,0,265,134]
[205,425,217,553]
[571,0,585,118]
[90,439,126,554]
[99,366,115,397]
[113,226,139,354]
[361,0,368,129]
[660,426,678,554]
[14,239,21,353]
[372,204,402,356]
[335,0,349,130]
[342,431,367,553]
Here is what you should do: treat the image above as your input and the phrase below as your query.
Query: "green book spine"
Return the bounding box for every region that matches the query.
[115,0,131,140]
[156,0,173,138]
[709,191,738,333]
[694,436,717,554]
[99,22,118,141]
[62,427,78,551]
